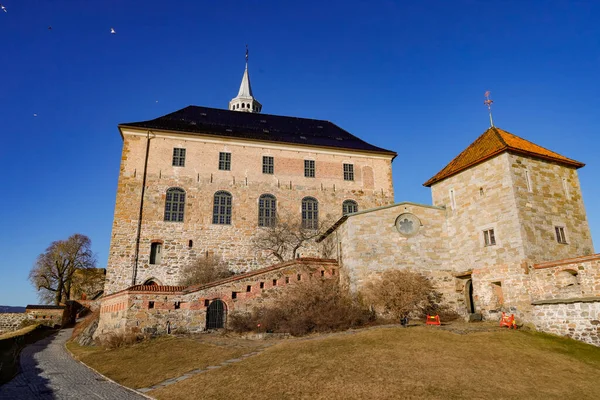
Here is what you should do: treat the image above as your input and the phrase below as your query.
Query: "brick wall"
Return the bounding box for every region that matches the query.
[96,258,338,338]
[105,129,394,294]
[0,313,29,335]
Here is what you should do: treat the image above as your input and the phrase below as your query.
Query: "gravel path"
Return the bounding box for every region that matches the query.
[0,328,147,400]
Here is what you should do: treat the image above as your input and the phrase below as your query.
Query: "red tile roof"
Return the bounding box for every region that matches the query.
[423,127,585,187]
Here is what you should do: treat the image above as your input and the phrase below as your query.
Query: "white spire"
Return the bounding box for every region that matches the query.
[236,64,253,98]
[229,46,262,113]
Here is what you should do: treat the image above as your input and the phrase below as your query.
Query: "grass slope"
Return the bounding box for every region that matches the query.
[148,326,600,400]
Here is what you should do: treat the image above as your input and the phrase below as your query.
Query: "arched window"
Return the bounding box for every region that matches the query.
[164,188,185,222]
[258,194,277,227]
[342,200,358,215]
[241,103,245,108]
[213,191,232,224]
[302,197,319,229]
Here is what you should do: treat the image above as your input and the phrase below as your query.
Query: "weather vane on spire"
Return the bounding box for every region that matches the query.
[484,90,494,128]
[245,44,249,64]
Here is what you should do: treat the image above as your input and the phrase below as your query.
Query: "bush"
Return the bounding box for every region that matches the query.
[179,254,234,286]
[96,329,145,349]
[230,279,372,336]
[363,269,442,320]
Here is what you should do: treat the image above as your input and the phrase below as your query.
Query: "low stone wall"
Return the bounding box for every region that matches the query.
[96,258,338,338]
[0,313,29,335]
[531,298,600,346]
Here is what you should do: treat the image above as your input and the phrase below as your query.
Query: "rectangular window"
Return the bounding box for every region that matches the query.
[483,229,496,246]
[174,301,181,309]
[304,160,315,178]
[172,148,186,167]
[555,226,567,244]
[343,163,354,181]
[262,156,274,174]
[204,299,210,307]
[449,189,457,210]
[525,170,533,192]
[219,152,231,171]
[562,178,570,199]
[272,279,277,286]
[148,301,154,309]
[149,243,162,265]
[232,292,237,300]
[246,285,252,292]
[259,282,265,289]
[297,274,302,281]
[285,277,290,284]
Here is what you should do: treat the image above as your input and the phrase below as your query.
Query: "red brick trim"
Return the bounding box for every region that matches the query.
[183,258,338,294]
[533,253,600,270]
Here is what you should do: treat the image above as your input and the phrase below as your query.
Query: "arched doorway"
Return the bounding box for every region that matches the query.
[465,279,475,314]
[206,300,226,329]
[143,278,160,286]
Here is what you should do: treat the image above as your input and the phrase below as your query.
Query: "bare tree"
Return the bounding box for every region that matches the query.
[179,253,234,286]
[29,234,97,305]
[252,212,335,263]
[363,269,435,320]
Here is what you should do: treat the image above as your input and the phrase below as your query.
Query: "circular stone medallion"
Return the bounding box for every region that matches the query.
[395,213,421,236]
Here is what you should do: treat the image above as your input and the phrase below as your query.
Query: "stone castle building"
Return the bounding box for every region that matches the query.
[104,58,396,295]
[98,56,600,346]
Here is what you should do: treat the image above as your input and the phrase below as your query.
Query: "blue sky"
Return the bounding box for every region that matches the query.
[1,1,598,306]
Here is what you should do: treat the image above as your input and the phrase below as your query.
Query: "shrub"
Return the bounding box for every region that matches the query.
[179,254,234,286]
[363,269,440,320]
[96,329,145,349]
[229,279,371,336]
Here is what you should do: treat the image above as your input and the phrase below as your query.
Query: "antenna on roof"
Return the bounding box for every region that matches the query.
[484,90,494,128]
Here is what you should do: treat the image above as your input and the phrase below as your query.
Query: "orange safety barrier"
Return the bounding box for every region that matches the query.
[426,314,441,326]
[499,312,517,329]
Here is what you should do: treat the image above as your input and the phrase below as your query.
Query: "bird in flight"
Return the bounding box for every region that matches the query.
[1,4,7,13]
[110,27,116,34]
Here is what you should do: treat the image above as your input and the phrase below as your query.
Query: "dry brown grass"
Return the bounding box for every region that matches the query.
[148,325,600,400]
[66,335,261,389]
[0,324,39,340]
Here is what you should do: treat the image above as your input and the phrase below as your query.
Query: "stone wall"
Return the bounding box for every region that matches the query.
[105,129,395,294]
[332,202,449,290]
[25,307,66,328]
[96,258,338,337]
[531,300,600,346]
[0,313,28,335]
[509,154,594,262]
[431,153,526,270]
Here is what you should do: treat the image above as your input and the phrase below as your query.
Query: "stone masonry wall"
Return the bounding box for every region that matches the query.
[0,313,29,335]
[431,153,525,271]
[334,202,449,292]
[531,301,600,346]
[105,129,395,294]
[509,154,594,263]
[96,259,338,337]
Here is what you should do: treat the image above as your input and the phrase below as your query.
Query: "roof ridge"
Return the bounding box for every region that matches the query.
[491,126,509,147]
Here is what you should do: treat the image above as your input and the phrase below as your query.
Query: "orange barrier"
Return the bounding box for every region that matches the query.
[426,314,441,326]
[500,312,517,329]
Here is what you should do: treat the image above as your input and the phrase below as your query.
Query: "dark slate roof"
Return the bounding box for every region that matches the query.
[119,106,396,156]
[26,305,65,310]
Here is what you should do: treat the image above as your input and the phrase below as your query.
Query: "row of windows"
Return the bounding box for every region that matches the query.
[164,188,359,226]
[171,148,355,180]
[482,226,568,247]
[230,102,261,112]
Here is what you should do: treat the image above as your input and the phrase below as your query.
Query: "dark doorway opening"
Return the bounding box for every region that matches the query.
[206,300,226,329]
[466,279,475,313]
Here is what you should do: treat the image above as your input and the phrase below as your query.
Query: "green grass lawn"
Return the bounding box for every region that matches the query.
[70,324,600,399]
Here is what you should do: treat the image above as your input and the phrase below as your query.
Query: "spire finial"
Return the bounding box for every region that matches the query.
[245,44,248,65]
[484,90,495,127]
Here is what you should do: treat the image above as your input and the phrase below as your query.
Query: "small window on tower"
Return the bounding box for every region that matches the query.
[483,229,496,246]
[555,226,567,244]
[304,160,315,178]
[262,156,274,174]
